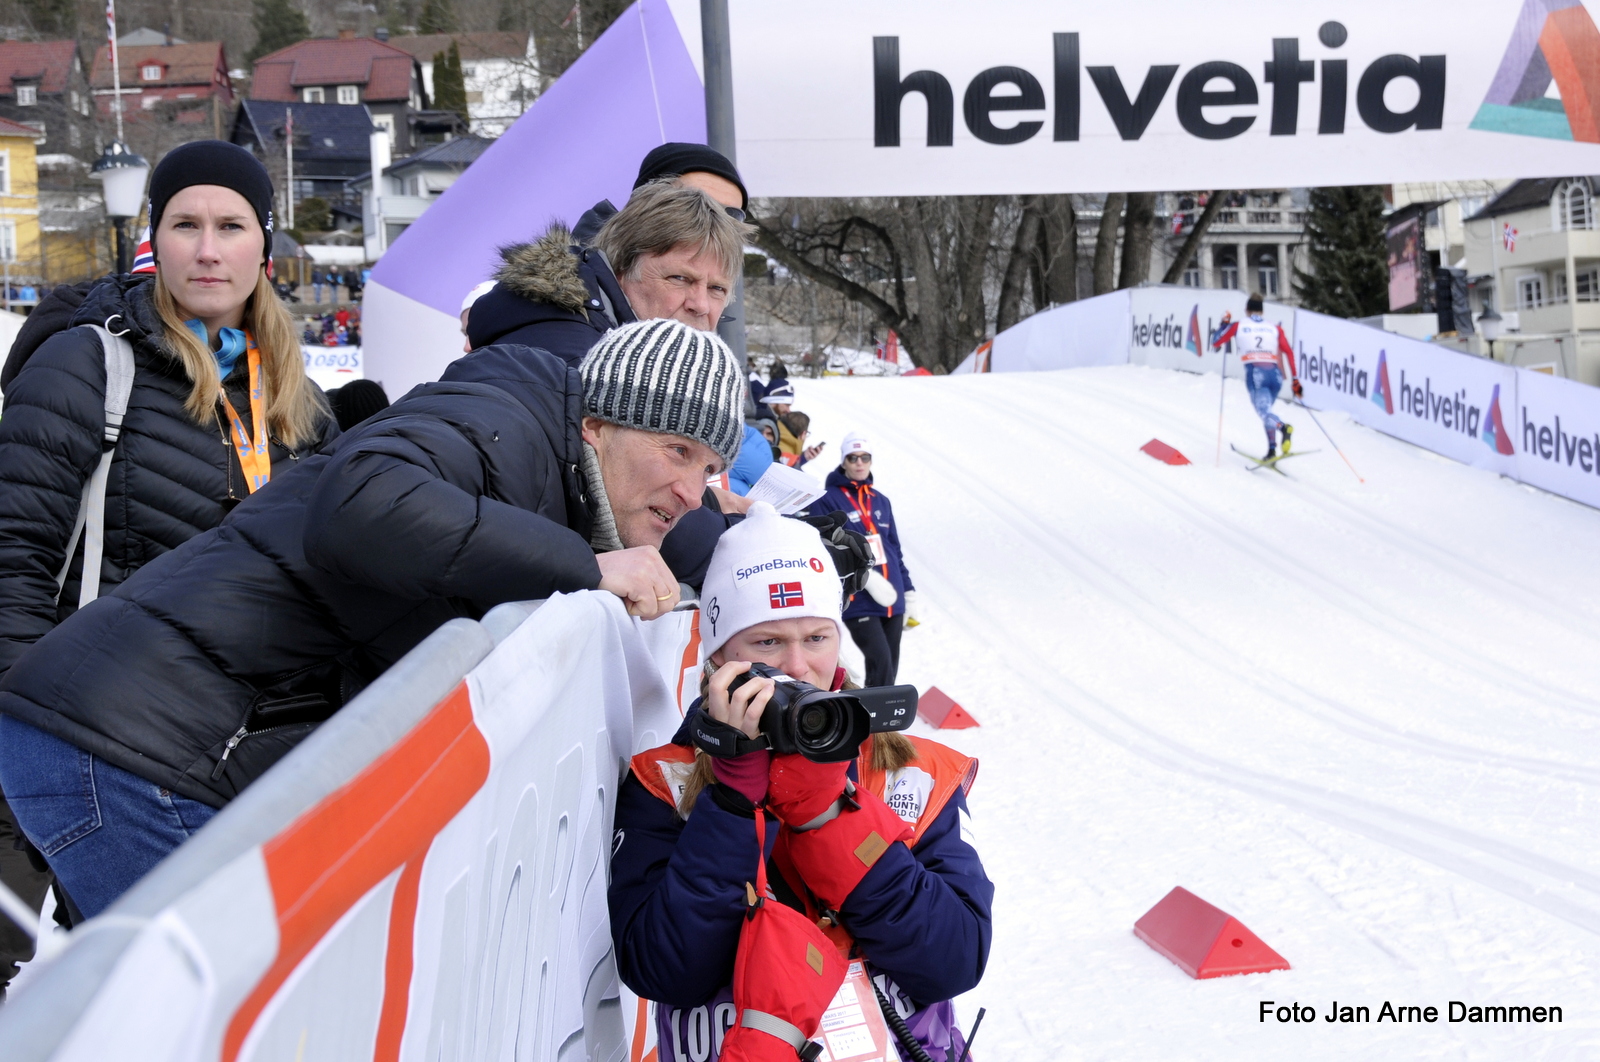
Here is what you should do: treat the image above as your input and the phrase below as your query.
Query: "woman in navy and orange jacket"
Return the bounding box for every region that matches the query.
[806,431,915,686]
[609,504,990,1062]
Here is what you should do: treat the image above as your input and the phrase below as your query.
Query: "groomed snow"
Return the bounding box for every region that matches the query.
[793,365,1600,1060]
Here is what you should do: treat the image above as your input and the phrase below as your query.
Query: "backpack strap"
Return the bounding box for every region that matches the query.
[55,320,135,608]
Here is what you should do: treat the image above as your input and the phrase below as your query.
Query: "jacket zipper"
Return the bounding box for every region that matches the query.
[211,724,248,780]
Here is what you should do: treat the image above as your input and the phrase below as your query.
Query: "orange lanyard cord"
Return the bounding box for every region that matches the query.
[218,335,271,494]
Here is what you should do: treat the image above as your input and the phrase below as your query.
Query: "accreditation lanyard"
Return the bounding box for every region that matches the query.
[844,482,878,536]
[218,334,271,494]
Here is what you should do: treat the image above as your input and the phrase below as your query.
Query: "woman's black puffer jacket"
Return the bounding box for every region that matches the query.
[0,275,340,677]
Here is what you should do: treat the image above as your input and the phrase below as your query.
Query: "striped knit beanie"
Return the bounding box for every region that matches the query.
[580,318,744,466]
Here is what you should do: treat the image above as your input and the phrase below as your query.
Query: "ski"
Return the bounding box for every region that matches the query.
[1230,443,1320,476]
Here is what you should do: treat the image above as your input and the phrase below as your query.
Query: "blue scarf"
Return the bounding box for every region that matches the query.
[183,319,248,378]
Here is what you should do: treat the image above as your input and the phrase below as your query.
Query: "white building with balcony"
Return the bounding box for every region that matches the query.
[382,32,538,137]
[1463,176,1600,383]
[357,132,491,261]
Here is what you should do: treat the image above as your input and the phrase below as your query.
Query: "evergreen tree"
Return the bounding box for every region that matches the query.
[248,0,311,63]
[1293,186,1390,318]
[419,0,458,34]
[431,41,469,121]
[23,0,74,36]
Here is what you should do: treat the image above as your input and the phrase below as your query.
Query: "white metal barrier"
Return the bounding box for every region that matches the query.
[0,593,702,1062]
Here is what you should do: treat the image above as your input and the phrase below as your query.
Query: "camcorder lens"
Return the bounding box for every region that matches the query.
[799,704,831,738]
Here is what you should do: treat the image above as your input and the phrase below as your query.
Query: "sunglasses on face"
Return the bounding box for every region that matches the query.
[843,452,872,463]
[725,206,746,222]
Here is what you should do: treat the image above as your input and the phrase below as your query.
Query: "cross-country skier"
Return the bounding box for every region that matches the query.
[1212,293,1302,458]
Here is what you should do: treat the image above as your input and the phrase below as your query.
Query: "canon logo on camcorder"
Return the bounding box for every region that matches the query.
[874,23,1444,148]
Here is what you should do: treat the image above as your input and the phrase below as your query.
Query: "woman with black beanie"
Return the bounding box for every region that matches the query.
[0,141,337,950]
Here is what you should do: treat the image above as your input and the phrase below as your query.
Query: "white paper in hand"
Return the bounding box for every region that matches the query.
[745,462,826,514]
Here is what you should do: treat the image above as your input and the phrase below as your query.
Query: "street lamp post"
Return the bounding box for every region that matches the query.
[90,140,150,275]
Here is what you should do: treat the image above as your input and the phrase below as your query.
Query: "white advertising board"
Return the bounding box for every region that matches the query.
[1294,309,1518,476]
[728,0,1600,197]
[989,290,1130,372]
[1127,288,1293,378]
[21,593,693,1062]
[1509,367,1600,510]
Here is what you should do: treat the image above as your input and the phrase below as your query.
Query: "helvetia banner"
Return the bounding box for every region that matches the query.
[1294,310,1519,477]
[1511,366,1600,509]
[728,0,1600,196]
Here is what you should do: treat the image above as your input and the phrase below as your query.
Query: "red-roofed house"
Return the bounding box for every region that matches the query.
[0,40,91,156]
[89,41,234,137]
[251,35,427,154]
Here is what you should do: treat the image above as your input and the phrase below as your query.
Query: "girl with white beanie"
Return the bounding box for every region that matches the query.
[609,503,991,1062]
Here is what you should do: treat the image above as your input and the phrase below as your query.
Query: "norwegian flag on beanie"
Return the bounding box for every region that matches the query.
[699,502,844,665]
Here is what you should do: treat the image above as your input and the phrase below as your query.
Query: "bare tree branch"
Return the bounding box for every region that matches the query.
[1161,190,1230,284]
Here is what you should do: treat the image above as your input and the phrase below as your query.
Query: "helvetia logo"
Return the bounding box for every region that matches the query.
[1470,0,1600,142]
[1482,383,1516,454]
[1371,349,1395,414]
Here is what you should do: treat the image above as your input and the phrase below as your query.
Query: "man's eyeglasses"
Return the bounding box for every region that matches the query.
[843,452,872,463]
[725,206,746,222]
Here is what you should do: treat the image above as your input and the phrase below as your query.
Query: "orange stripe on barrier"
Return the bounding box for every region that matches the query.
[374,858,425,1062]
[675,610,701,714]
[222,682,491,1062]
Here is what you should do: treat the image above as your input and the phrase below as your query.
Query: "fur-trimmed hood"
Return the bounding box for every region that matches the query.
[493,225,590,314]
[465,224,636,367]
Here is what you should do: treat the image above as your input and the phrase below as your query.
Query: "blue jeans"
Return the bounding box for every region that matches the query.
[0,716,216,918]
[1245,364,1284,437]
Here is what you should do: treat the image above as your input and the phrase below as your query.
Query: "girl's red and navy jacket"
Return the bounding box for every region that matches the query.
[806,469,915,619]
[607,706,992,1016]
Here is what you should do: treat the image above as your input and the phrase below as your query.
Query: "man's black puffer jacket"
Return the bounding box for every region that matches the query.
[0,344,604,807]
[0,275,339,677]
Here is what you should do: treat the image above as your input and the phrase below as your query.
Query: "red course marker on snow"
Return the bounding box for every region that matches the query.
[918,687,980,729]
[1133,887,1289,979]
[1140,439,1191,465]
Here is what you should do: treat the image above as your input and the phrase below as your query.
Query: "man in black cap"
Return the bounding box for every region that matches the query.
[464,144,749,366]
[573,141,748,243]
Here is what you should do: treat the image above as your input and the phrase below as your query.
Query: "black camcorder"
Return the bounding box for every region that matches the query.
[694,662,917,763]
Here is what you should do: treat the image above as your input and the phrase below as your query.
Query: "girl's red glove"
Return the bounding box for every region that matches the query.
[766,754,851,830]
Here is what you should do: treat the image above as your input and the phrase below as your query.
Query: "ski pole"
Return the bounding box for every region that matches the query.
[956,1008,987,1062]
[1295,399,1364,483]
[1213,348,1228,466]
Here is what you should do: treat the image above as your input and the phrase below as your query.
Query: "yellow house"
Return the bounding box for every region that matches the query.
[0,117,42,298]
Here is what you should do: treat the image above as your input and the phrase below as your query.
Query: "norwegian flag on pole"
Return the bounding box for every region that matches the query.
[768,582,804,608]
[1503,224,1518,252]
[105,0,116,44]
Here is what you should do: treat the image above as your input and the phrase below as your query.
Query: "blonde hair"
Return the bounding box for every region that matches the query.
[152,269,325,448]
[675,666,918,817]
[595,179,751,283]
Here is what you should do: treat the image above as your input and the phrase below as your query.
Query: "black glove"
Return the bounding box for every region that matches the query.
[798,511,874,598]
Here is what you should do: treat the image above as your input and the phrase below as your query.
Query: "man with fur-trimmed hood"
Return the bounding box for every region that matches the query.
[465,167,748,365]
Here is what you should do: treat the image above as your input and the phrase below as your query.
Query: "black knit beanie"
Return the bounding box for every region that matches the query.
[147,140,276,263]
[633,142,748,210]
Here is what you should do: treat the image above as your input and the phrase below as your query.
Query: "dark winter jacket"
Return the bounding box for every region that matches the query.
[571,198,618,245]
[807,470,914,619]
[609,708,991,1012]
[0,275,339,678]
[465,224,636,365]
[0,344,604,807]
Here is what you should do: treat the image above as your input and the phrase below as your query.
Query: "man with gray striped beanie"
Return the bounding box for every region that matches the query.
[578,318,744,557]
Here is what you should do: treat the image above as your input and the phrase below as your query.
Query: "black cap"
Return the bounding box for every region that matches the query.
[1246,293,1264,313]
[148,140,276,263]
[633,142,748,210]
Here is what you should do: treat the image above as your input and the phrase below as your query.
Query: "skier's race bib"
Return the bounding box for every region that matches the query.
[1237,320,1279,363]
[865,533,887,566]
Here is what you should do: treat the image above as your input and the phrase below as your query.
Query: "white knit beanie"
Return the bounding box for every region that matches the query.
[699,502,844,664]
[580,318,745,466]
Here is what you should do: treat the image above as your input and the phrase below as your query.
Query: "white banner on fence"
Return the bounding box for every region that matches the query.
[1127,289,1293,378]
[36,593,698,1062]
[1510,367,1600,510]
[989,290,1129,372]
[1294,309,1519,476]
[729,0,1600,197]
